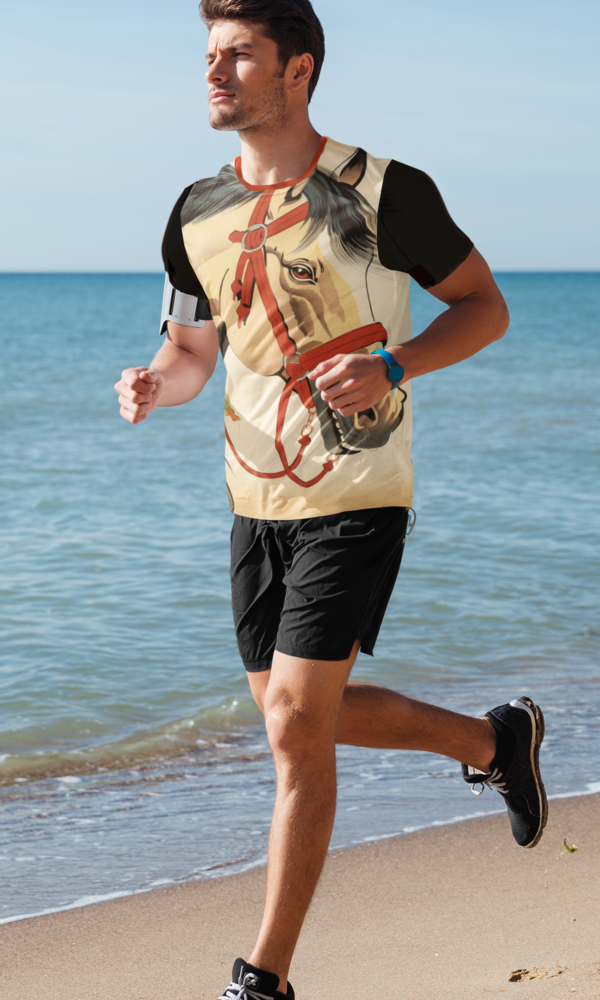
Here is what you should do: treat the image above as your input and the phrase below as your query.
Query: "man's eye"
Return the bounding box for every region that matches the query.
[288,264,316,284]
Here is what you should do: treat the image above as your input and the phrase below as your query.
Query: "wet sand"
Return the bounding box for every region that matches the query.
[1,793,599,999]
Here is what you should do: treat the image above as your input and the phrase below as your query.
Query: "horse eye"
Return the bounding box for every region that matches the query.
[288,264,316,283]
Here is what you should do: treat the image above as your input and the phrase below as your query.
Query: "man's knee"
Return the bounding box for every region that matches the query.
[264,690,334,758]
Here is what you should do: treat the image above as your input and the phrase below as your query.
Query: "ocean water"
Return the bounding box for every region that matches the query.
[1,272,599,923]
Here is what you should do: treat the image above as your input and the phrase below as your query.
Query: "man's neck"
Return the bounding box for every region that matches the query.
[238,117,322,187]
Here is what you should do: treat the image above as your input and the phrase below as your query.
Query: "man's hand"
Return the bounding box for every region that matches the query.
[309,249,509,418]
[308,353,393,417]
[309,248,509,417]
[114,322,219,422]
[115,367,166,424]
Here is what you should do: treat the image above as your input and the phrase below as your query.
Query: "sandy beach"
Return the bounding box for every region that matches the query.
[1,792,599,999]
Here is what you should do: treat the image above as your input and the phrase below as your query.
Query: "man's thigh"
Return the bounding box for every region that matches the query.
[247,639,360,717]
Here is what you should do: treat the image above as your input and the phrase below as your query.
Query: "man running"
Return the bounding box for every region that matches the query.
[114,2,547,997]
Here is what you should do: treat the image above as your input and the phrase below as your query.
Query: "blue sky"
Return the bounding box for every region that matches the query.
[2,0,599,271]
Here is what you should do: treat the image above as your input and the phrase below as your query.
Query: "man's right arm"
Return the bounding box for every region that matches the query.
[114,320,220,425]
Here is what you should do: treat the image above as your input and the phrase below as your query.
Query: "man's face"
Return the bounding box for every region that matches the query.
[206,20,288,134]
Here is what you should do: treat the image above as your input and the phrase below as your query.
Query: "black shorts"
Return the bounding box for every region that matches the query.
[231,506,409,672]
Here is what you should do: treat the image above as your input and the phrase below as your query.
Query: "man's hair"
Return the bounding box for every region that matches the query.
[199,0,325,102]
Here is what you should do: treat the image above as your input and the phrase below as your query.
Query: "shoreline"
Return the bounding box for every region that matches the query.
[2,793,599,999]
[3,783,600,928]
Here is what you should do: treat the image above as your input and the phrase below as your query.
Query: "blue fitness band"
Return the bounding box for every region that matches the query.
[371,348,404,389]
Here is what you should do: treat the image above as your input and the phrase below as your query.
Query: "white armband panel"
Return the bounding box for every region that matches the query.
[160,274,209,335]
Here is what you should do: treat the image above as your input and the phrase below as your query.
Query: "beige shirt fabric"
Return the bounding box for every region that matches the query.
[182,137,413,520]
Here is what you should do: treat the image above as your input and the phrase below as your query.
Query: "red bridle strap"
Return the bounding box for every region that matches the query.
[229,196,310,338]
[224,321,388,486]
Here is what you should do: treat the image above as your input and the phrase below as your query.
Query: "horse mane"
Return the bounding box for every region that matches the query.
[181,162,376,268]
[181,164,258,227]
[289,170,376,266]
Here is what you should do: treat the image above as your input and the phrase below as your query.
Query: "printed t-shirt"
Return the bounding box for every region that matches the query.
[161,137,473,520]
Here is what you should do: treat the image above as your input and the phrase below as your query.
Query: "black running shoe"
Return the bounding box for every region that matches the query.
[218,959,294,1000]
[461,696,548,848]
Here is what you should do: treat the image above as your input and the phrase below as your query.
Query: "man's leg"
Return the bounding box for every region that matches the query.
[247,644,358,990]
[249,672,497,773]
[337,683,496,770]
[245,652,497,989]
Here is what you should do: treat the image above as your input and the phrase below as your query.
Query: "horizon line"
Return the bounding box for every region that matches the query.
[1,269,599,276]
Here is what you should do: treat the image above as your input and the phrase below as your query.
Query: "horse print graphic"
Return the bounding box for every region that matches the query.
[180,141,407,488]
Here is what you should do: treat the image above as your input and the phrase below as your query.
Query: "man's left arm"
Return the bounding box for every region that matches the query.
[392,245,509,381]
[309,246,509,417]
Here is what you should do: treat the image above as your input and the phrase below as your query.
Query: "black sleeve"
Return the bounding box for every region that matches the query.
[377,161,474,289]
[161,186,212,318]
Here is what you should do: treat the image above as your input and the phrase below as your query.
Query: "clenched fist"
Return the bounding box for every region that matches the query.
[114,367,166,424]
[308,352,398,417]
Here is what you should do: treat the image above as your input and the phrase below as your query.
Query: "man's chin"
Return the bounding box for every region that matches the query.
[209,107,246,132]
[209,115,238,132]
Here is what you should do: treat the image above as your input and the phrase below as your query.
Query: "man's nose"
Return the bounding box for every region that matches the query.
[206,54,228,85]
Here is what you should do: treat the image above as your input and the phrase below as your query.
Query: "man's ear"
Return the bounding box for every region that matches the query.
[289,51,314,92]
[334,148,367,188]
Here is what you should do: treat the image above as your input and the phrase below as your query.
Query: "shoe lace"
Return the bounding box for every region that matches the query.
[469,766,508,797]
[219,973,273,1000]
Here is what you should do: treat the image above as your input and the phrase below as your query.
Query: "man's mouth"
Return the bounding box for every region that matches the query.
[210,90,236,103]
